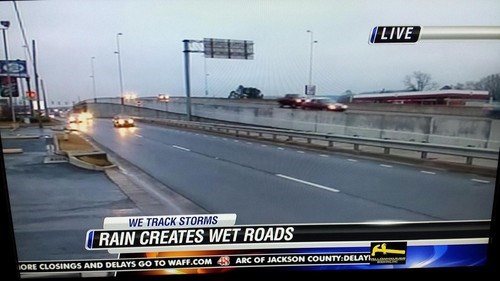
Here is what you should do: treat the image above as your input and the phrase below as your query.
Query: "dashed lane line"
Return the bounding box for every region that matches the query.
[276,174,340,193]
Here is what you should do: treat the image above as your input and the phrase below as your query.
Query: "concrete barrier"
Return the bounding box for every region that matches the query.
[53,132,116,171]
[67,151,116,171]
[84,98,500,150]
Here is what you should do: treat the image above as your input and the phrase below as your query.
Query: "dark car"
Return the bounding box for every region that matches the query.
[301,97,348,111]
[277,94,306,108]
[112,115,135,127]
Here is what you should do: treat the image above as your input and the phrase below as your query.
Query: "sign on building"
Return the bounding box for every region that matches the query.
[0,60,28,78]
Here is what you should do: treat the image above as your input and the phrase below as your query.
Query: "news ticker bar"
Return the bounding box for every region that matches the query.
[19,240,490,274]
[19,253,371,273]
[369,26,500,43]
[86,220,490,253]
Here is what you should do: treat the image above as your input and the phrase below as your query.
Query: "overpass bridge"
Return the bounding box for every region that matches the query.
[75,96,500,151]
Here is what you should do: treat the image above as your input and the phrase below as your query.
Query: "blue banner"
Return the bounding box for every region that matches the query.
[0,60,28,77]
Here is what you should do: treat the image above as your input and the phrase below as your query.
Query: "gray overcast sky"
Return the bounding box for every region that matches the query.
[1,0,500,105]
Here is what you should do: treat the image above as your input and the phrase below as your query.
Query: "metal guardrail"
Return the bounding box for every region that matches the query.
[135,117,499,165]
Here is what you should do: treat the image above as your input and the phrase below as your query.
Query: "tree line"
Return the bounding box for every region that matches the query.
[338,71,500,102]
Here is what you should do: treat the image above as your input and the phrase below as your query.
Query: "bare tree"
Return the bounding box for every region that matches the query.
[403,71,438,91]
[476,73,500,101]
[228,85,263,99]
[448,73,500,100]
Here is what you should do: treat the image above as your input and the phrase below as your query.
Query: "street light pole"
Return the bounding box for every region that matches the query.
[32,39,43,128]
[115,33,124,107]
[90,56,97,103]
[22,44,34,116]
[1,20,16,122]
[306,30,317,96]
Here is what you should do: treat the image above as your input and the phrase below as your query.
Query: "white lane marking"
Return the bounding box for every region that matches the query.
[212,136,217,139]
[319,154,329,157]
[297,151,305,154]
[277,147,284,150]
[261,144,268,147]
[380,164,393,168]
[420,171,436,175]
[195,133,200,136]
[234,140,239,142]
[471,179,490,184]
[222,138,228,140]
[172,145,191,152]
[246,142,253,145]
[347,159,358,162]
[276,174,340,193]
[135,134,143,138]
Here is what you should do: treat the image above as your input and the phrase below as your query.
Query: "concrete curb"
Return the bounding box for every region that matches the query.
[67,151,116,171]
[2,148,23,154]
[1,135,40,139]
[0,123,17,129]
[53,133,62,154]
[54,133,116,171]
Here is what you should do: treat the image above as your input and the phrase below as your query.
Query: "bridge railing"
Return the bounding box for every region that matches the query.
[135,117,499,166]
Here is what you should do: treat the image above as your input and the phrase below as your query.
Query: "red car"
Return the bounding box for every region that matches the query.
[301,97,348,111]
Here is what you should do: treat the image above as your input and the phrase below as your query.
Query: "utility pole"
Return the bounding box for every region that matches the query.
[32,39,42,128]
[41,79,49,117]
[1,20,16,122]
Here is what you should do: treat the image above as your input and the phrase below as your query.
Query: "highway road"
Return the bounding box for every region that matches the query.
[80,118,495,225]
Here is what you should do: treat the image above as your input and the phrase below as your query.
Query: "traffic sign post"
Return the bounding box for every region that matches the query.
[203,38,254,60]
[305,85,316,96]
[0,60,28,77]
[0,76,19,97]
[26,91,36,100]
[183,38,254,121]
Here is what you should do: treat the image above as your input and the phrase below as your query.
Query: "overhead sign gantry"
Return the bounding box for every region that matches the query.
[182,38,254,120]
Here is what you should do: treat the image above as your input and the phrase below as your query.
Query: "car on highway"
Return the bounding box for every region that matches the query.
[277,93,306,108]
[112,115,135,127]
[157,94,170,102]
[68,113,81,123]
[68,112,93,123]
[301,97,348,111]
